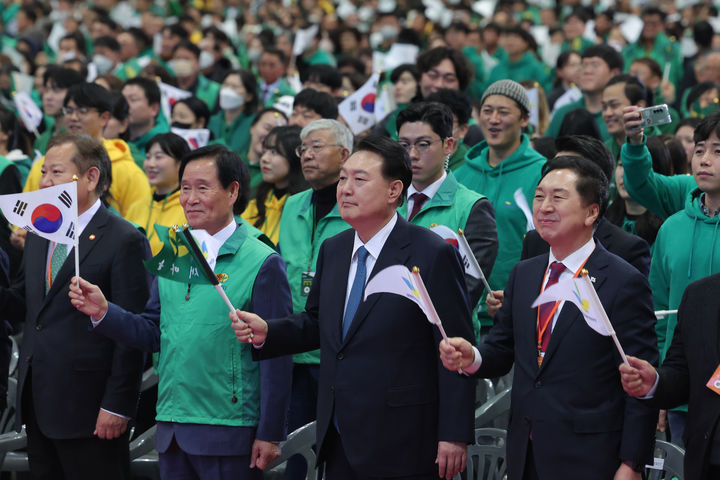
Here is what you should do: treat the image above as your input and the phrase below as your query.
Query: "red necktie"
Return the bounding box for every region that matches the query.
[538,261,566,354]
[408,193,428,221]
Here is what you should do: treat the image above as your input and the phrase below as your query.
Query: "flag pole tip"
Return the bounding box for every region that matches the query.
[458,228,464,235]
[429,223,438,228]
[412,266,420,273]
[581,268,589,276]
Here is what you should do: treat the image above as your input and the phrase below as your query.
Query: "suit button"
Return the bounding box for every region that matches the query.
[35,325,41,331]
[337,353,344,360]
[534,381,542,388]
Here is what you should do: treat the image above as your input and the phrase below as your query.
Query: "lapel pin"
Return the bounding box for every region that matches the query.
[590,276,596,283]
[89,234,95,240]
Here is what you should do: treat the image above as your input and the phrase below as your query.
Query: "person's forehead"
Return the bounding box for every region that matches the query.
[183,158,219,181]
[602,82,628,99]
[482,95,518,108]
[344,150,383,172]
[426,58,456,74]
[305,128,333,142]
[538,168,579,188]
[398,121,435,137]
[45,143,78,165]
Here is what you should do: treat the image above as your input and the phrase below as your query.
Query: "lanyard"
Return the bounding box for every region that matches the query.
[536,252,592,363]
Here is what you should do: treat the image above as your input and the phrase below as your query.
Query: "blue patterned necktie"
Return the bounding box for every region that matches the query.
[342,246,369,340]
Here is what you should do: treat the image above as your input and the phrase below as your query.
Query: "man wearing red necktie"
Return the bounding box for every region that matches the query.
[440,155,658,480]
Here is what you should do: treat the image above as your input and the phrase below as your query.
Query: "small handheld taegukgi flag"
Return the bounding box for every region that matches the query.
[531,269,629,365]
[338,72,380,135]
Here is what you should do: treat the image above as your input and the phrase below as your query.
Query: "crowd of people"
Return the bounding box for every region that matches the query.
[0,0,718,478]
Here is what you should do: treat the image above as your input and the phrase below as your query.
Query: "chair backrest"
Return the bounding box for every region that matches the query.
[267,421,318,480]
[456,428,507,480]
[646,440,684,480]
[475,386,511,428]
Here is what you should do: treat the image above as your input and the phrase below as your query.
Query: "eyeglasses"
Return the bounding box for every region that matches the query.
[295,143,341,157]
[62,106,97,116]
[398,139,443,155]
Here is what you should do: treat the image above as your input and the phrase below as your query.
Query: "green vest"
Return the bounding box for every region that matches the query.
[278,189,351,364]
[208,111,255,157]
[155,224,274,426]
[196,75,222,111]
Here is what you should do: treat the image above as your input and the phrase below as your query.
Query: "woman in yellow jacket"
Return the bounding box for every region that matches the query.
[126,133,190,255]
[241,125,308,246]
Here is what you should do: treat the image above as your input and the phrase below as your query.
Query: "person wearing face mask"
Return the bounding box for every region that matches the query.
[199,26,235,84]
[122,77,170,168]
[169,40,221,111]
[241,126,308,246]
[125,133,190,255]
[92,36,122,76]
[171,97,211,131]
[208,70,259,157]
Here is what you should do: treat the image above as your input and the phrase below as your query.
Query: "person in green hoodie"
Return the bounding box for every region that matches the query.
[623,107,720,447]
[122,76,169,167]
[455,80,546,333]
[168,40,221,111]
[487,26,552,93]
[397,101,498,342]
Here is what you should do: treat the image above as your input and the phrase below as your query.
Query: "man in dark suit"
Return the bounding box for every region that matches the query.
[620,273,720,479]
[441,155,658,479]
[234,135,476,479]
[0,133,150,479]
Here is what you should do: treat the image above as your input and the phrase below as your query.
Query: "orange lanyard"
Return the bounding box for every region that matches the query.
[536,253,592,354]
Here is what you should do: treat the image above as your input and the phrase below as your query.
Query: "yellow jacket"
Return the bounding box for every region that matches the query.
[241,190,288,246]
[24,138,151,219]
[126,187,186,255]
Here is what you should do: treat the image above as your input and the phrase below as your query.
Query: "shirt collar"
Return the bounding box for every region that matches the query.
[261,78,281,92]
[700,193,720,218]
[407,170,447,200]
[548,236,596,275]
[351,213,398,261]
[77,198,102,235]
[212,219,237,245]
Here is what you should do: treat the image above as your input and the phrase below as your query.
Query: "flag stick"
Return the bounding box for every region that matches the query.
[181,227,250,333]
[457,229,495,299]
[579,272,629,366]
[412,267,463,374]
[71,176,79,288]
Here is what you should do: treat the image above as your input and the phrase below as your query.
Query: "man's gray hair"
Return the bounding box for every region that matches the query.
[300,119,354,153]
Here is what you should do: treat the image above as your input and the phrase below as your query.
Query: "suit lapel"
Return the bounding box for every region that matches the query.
[539,247,609,372]
[330,235,354,348]
[341,218,410,346]
[520,256,550,369]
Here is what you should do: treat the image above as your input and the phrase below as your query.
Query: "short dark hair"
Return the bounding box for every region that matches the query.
[43,65,83,89]
[558,109,602,140]
[250,107,288,128]
[123,76,161,107]
[174,96,210,127]
[390,63,419,84]
[146,132,190,160]
[60,31,87,56]
[693,21,714,49]
[336,55,365,75]
[261,47,287,65]
[47,132,112,197]
[94,15,117,31]
[675,116,701,133]
[541,155,609,221]
[293,89,338,119]
[581,44,624,72]
[355,135,411,207]
[19,6,37,22]
[173,40,200,59]
[642,6,667,21]
[162,23,189,41]
[605,73,652,106]
[107,92,129,139]
[631,57,662,79]
[64,83,112,113]
[416,47,473,92]
[94,35,120,52]
[422,89,472,126]
[396,101,454,139]
[555,135,615,185]
[179,144,250,214]
[693,110,720,144]
[126,27,151,52]
[302,64,343,90]
[221,69,259,114]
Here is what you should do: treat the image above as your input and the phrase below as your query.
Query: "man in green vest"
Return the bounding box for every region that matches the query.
[397,101,498,340]
[115,27,155,81]
[258,48,296,107]
[68,144,293,479]
[276,118,353,479]
[122,77,168,167]
[168,40,221,111]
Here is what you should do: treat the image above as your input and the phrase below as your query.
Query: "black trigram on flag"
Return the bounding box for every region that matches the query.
[58,190,72,208]
[65,222,74,240]
[13,200,27,216]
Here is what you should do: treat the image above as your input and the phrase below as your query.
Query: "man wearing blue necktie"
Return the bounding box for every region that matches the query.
[234,135,476,480]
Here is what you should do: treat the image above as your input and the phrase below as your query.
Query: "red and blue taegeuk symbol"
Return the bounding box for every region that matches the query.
[361,93,375,113]
[31,204,63,233]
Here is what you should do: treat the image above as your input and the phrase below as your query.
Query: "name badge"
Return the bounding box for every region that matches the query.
[301,272,315,297]
[706,363,720,396]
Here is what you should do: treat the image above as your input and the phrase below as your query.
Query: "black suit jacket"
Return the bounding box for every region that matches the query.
[476,244,658,479]
[4,206,150,438]
[651,273,720,480]
[258,216,476,477]
[521,218,651,276]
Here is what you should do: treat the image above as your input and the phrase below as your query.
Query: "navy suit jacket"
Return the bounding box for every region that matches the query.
[4,206,150,438]
[258,216,476,477]
[476,244,658,479]
[521,218,651,277]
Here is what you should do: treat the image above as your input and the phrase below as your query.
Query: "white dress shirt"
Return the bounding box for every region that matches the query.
[465,237,596,374]
[405,171,447,220]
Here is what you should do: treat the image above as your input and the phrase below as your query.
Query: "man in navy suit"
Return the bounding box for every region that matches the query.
[440,155,658,479]
[234,135,476,479]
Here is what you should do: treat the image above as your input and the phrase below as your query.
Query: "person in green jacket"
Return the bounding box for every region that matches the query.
[122,76,169,167]
[168,40,221,111]
[397,101,498,342]
[258,48,297,107]
[455,80,546,333]
[622,6,683,89]
[208,69,260,157]
[34,66,82,154]
[276,119,353,480]
[561,9,594,54]
[487,26,552,93]
[546,44,624,140]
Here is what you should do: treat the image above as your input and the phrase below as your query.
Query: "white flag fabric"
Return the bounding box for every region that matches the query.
[527,88,539,131]
[374,82,396,122]
[293,25,319,56]
[531,274,613,336]
[13,91,43,132]
[189,229,223,271]
[429,225,481,279]
[170,127,211,150]
[158,81,193,123]
[513,187,535,232]
[0,181,77,245]
[364,264,436,322]
[338,72,380,135]
[383,43,420,71]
